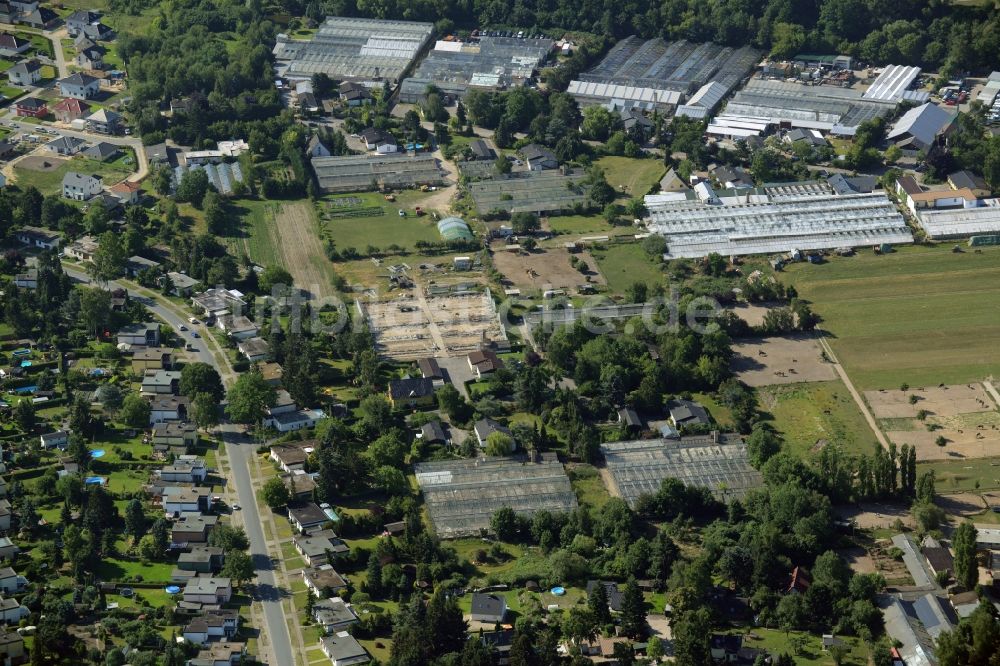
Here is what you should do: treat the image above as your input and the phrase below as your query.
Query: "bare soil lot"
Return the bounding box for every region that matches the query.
[836,502,914,530]
[837,546,876,575]
[730,334,838,387]
[865,383,997,418]
[886,424,1000,461]
[728,302,780,327]
[18,154,66,171]
[491,246,605,292]
[935,492,986,517]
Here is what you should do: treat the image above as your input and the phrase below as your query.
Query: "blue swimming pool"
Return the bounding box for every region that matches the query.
[84,476,106,485]
[19,360,31,368]
[13,386,37,395]
[11,349,30,358]
[165,585,181,594]
[90,449,106,458]
[551,586,566,596]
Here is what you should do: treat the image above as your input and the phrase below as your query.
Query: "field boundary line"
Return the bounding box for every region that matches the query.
[817,336,889,450]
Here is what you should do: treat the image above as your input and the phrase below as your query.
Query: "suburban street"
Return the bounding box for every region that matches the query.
[61,265,295,666]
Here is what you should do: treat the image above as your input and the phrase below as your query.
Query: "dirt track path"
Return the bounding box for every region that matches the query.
[818,337,889,450]
[274,201,336,300]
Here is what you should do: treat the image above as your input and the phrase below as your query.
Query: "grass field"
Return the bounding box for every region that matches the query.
[318,191,441,252]
[545,214,634,237]
[589,242,664,295]
[225,199,284,267]
[918,456,1000,492]
[784,245,1000,390]
[758,381,879,457]
[594,156,665,197]
[13,154,133,196]
[721,628,870,665]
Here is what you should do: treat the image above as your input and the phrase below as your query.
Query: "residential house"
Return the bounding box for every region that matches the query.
[170,513,219,547]
[189,642,246,666]
[118,321,161,347]
[0,599,27,625]
[787,566,811,594]
[141,369,180,395]
[0,630,24,666]
[64,234,100,262]
[312,597,358,633]
[887,102,955,152]
[0,33,30,57]
[216,314,258,340]
[948,170,991,198]
[19,7,58,29]
[784,128,827,148]
[712,165,754,189]
[308,135,331,157]
[145,142,169,164]
[12,269,36,289]
[303,564,348,597]
[470,593,507,624]
[667,399,710,428]
[149,395,190,424]
[469,139,496,161]
[159,456,207,483]
[468,349,503,378]
[0,500,10,532]
[183,577,233,605]
[479,630,515,665]
[270,442,314,473]
[293,529,349,567]
[163,271,199,296]
[0,569,23,595]
[65,10,101,36]
[520,144,558,170]
[420,420,447,445]
[7,60,41,86]
[268,390,297,416]
[39,431,68,450]
[417,357,443,384]
[710,634,743,663]
[360,128,397,153]
[182,610,239,645]
[895,175,977,215]
[0,539,18,561]
[298,91,319,113]
[82,141,119,161]
[923,544,954,579]
[340,81,373,107]
[585,580,623,613]
[473,418,512,450]
[86,108,121,134]
[16,226,61,249]
[288,502,329,533]
[283,471,317,500]
[618,408,642,431]
[259,362,283,386]
[237,337,269,363]
[163,487,210,516]
[74,42,105,70]
[0,3,13,23]
[177,546,225,574]
[265,408,326,433]
[53,97,91,123]
[58,73,100,100]
[13,96,45,117]
[79,22,113,41]
[152,421,198,449]
[191,288,246,320]
[62,172,102,201]
[125,254,160,277]
[110,179,142,204]
[44,135,86,156]
[320,632,370,666]
[387,377,435,408]
[131,347,173,372]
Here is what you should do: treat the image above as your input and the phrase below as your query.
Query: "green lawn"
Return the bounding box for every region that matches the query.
[13,155,134,196]
[566,463,612,509]
[545,214,633,237]
[589,242,664,295]
[318,191,442,252]
[918,456,1000,492]
[594,156,665,198]
[784,245,1000,390]
[722,627,870,665]
[225,199,283,267]
[758,380,880,457]
[95,557,175,583]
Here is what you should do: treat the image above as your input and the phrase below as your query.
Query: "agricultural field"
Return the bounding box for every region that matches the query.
[594,156,665,197]
[784,245,1000,390]
[588,242,664,295]
[917,456,1000,493]
[317,191,442,251]
[757,380,880,457]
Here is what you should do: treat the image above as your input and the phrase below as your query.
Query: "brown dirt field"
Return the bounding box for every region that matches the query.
[728,302,781,327]
[935,492,987,517]
[869,541,915,587]
[836,502,915,530]
[491,246,606,291]
[865,383,998,419]
[886,424,1000,461]
[730,334,838,387]
[837,546,876,574]
[273,201,337,300]
[18,155,66,171]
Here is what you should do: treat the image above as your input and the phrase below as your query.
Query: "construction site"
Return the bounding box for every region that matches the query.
[357,285,508,360]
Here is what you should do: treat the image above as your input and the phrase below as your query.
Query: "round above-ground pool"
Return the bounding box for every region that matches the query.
[165,585,181,594]
[551,587,566,596]
[90,449,106,458]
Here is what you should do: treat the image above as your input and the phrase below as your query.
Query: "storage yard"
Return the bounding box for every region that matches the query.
[311,153,443,193]
[399,35,553,102]
[357,288,507,360]
[644,188,912,258]
[601,434,762,506]
[273,17,433,83]
[468,169,587,214]
[568,37,760,111]
[414,455,579,538]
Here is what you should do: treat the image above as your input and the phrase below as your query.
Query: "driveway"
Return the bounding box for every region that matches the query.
[435,355,475,398]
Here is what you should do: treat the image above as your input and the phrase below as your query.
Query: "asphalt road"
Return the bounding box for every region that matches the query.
[62,266,295,666]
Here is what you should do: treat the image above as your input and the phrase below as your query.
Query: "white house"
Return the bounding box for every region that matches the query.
[62,171,102,201]
[216,314,259,340]
[58,72,100,100]
[158,456,207,484]
[39,431,69,450]
[0,33,30,58]
[265,408,326,433]
[182,577,232,605]
[16,226,62,250]
[7,60,41,86]
[0,569,24,595]
[182,610,239,645]
[0,500,10,532]
[149,395,190,424]
[307,135,331,157]
[0,599,27,625]
[320,631,370,666]
[313,597,359,633]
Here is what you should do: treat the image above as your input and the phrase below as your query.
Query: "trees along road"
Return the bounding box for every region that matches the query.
[61,265,295,666]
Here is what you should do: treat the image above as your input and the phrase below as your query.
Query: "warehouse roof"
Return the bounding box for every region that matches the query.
[887,103,954,147]
[863,65,922,102]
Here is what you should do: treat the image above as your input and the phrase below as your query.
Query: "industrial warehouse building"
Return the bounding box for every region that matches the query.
[311,153,443,193]
[915,201,1000,239]
[273,17,433,84]
[644,183,912,258]
[567,37,760,112]
[399,35,553,103]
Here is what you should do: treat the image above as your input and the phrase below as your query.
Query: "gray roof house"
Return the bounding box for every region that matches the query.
[520,143,557,170]
[45,135,86,156]
[887,103,955,151]
[58,72,100,100]
[82,141,121,161]
[62,171,102,201]
[470,593,507,624]
[473,417,512,449]
[668,399,710,427]
[320,631,370,666]
[313,597,359,633]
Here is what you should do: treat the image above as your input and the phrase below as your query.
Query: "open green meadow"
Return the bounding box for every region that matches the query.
[594,156,665,197]
[758,381,879,457]
[917,456,1000,492]
[784,245,1000,390]
[225,199,283,267]
[589,242,664,295]
[13,154,134,196]
[317,191,442,252]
